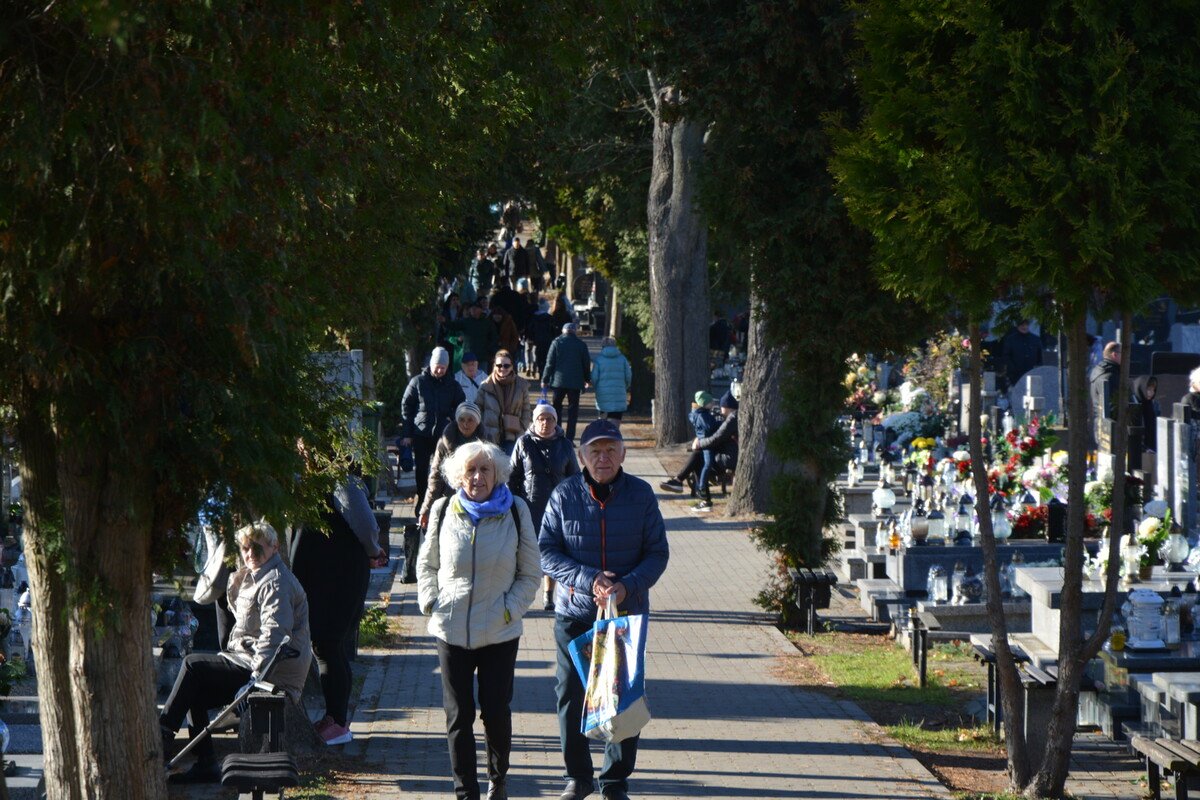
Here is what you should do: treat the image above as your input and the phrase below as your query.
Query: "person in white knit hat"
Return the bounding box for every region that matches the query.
[400,346,466,513]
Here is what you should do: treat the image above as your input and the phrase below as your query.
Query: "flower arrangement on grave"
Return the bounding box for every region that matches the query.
[905,437,938,473]
[1136,510,1172,568]
[1010,504,1049,538]
[995,414,1059,471]
[1084,472,1144,527]
[900,330,967,416]
[844,355,881,417]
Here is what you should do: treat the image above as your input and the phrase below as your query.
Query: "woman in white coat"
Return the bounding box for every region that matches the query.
[418,440,540,800]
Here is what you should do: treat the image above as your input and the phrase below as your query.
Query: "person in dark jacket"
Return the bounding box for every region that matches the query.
[509,402,579,610]
[1000,320,1043,390]
[443,303,500,369]
[291,468,384,748]
[539,419,669,800]
[503,238,530,287]
[401,347,468,514]
[524,301,557,378]
[1131,376,1159,454]
[419,401,483,527]
[490,282,525,332]
[1089,341,1121,421]
[660,391,738,512]
[541,323,592,442]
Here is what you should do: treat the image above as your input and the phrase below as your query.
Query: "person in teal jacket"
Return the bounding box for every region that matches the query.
[590,337,632,421]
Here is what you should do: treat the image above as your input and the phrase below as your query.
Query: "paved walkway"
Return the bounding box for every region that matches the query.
[344,446,949,799]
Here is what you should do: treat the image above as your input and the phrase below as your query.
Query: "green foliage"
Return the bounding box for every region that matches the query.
[0,652,26,698]
[0,1,545,564]
[886,720,1001,753]
[357,605,393,648]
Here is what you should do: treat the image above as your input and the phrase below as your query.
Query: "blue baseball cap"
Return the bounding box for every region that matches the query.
[579,418,623,447]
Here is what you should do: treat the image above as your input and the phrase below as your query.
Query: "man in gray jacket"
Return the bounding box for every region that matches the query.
[541,323,592,442]
[539,419,669,800]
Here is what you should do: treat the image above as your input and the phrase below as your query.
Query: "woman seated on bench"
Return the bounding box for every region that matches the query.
[660,390,738,512]
[160,521,313,784]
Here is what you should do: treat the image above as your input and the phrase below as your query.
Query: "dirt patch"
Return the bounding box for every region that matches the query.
[775,631,1011,797]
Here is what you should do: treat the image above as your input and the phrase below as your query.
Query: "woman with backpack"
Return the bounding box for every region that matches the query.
[418,440,540,800]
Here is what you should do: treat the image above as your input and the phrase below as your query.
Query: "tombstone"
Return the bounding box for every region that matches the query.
[960,374,1000,433]
[1169,323,1200,357]
[1169,403,1199,534]
[1157,415,1176,503]
[1007,366,1061,422]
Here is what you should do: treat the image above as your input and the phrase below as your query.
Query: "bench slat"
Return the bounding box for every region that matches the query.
[1157,739,1200,768]
[1174,739,1200,760]
[1132,737,1194,772]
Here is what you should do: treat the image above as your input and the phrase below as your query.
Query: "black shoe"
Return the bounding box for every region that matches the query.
[559,778,595,800]
[543,591,554,611]
[487,778,508,800]
[159,728,175,764]
[167,759,220,784]
[601,788,631,800]
[659,478,684,493]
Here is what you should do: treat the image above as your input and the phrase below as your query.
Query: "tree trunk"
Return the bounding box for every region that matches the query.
[1028,313,1133,797]
[966,324,1031,790]
[1026,314,1095,797]
[18,395,166,799]
[727,290,782,516]
[647,79,710,445]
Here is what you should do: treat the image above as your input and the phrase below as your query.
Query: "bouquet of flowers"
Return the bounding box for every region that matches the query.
[1010,505,1049,538]
[1136,510,1172,567]
[995,414,1059,471]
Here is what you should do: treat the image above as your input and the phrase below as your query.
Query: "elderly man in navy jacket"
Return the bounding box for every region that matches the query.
[539,419,669,800]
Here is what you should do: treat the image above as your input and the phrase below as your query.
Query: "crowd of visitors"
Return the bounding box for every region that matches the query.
[166,231,738,800]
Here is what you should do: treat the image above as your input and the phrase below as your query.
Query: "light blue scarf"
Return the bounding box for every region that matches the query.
[456,483,514,527]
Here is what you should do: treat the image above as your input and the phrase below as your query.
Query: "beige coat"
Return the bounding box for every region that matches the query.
[224,552,313,699]
[478,375,532,446]
[417,495,540,649]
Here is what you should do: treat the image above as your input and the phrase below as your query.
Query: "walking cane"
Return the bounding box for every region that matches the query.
[167,636,300,770]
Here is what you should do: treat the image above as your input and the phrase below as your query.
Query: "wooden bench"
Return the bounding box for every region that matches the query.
[787,568,838,635]
[1131,735,1200,799]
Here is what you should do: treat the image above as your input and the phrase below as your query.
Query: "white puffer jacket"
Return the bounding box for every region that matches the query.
[417,494,540,649]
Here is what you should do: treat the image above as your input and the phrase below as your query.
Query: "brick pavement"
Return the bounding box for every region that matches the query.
[344,445,951,799]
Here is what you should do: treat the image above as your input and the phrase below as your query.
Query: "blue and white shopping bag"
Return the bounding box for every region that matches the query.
[567,596,651,742]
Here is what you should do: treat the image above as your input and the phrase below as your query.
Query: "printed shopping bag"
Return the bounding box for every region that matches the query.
[567,596,651,742]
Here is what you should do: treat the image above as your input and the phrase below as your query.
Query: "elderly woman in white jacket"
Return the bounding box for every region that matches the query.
[418,440,540,800]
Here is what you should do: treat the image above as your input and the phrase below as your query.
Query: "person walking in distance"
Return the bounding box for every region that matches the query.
[590,337,632,422]
[539,419,670,800]
[541,323,592,441]
[400,346,466,515]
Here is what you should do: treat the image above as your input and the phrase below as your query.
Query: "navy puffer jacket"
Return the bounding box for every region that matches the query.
[539,470,669,622]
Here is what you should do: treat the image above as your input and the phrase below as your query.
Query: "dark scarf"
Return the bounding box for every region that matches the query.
[584,468,623,504]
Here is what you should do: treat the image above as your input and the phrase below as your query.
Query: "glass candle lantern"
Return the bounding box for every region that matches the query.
[927,565,949,603]
[872,479,897,516]
[928,506,946,543]
[1166,529,1190,569]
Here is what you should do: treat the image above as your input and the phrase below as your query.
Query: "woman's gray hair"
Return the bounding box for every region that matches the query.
[235,520,279,550]
[441,440,513,488]
[1190,365,1200,392]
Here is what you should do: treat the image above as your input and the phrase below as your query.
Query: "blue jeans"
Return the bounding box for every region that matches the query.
[697,450,714,500]
[553,616,639,792]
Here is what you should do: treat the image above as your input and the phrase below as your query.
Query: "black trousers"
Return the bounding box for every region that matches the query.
[413,435,437,514]
[160,653,252,763]
[552,388,582,441]
[435,637,521,800]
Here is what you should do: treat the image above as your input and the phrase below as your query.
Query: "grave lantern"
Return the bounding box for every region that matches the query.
[1166,525,1190,570]
[872,477,897,517]
[990,494,1012,541]
[910,498,929,545]
[955,497,973,538]
[927,502,947,543]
